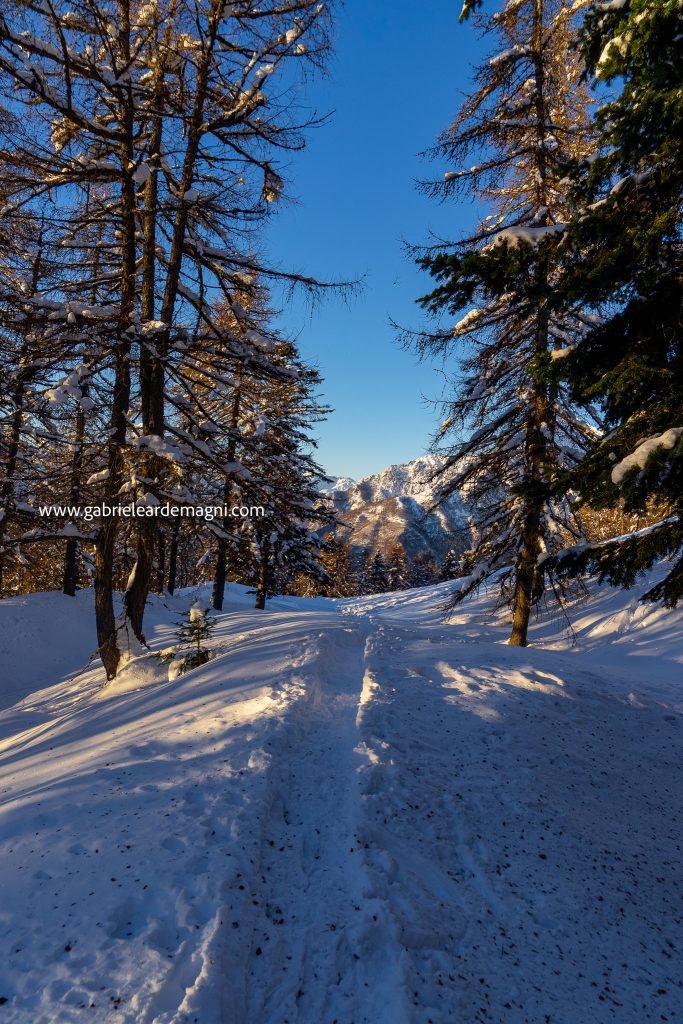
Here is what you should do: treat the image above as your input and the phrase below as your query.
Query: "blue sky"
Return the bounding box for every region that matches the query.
[266,1,489,480]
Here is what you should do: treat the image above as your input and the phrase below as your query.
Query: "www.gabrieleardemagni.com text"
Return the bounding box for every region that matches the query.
[37,503,267,523]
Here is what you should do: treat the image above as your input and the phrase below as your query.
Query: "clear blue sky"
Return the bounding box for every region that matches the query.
[266,1,489,480]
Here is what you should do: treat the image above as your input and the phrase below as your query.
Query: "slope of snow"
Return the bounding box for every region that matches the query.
[0,574,681,1023]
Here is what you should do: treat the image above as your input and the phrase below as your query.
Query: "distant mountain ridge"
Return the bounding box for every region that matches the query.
[322,455,468,563]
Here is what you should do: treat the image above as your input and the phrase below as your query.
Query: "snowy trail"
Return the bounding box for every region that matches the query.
[241,618,410,1024]
[349,612,683,1024]
[1,579,681,1024]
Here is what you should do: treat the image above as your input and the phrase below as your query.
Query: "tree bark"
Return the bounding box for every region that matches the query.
[123,2,222,641]
[508,0,552,647]
[0,369,28,597]
[156,529,166,594]
[211,379,242,610]
[63,539,78,597]
[0,238,44,596]
[123,23,170,639]
[94,0,137,678]
[509,502,542,646]
[167,524,179,595]
[63,393,87,597]
[254,537,271,610]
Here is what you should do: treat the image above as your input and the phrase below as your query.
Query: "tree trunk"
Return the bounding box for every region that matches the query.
[0,240,44,596]
[508,0,552,648]
[167,524,179,595]
[94,0,138,677]
[156,529,166,594]
[123,525,157,641]
[0,371,27,597]
[123,7,220,641]
[254,538,270,610]
[212,542,228,610]
[123,44,168,639]
[63,539,78,597]
[63,395,87,597]
[95,518,120,679]
[509,503,542,646]
[211,379,242,611]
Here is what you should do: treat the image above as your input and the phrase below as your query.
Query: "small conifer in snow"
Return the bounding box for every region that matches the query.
[174,603,216,674]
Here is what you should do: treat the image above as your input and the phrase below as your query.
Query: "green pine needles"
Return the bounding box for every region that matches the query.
[174,603,216,673]
[416,0,682,624]
[543,0,683,605]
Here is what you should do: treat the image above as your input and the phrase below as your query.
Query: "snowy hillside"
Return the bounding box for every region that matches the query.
[323,455,468,561]
[1,574,681,1023]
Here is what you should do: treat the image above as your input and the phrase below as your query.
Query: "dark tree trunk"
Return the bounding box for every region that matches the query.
[156,529,166,594]
[63,539,79,597]
[509,363,549,647]
[0,372,27,597]
[123,12,220,642]
[123,525,156,641]
[94,4,138,677]
[509,0,552,648]
[255,538,270,610]
[95,518,120,679]
[212,379,242,611]
[212,543,228,611]
[63,395,87,597]
[0,240,44,596]
[509,504,542,646]
[167,524,179,595]
[123,62,166,639]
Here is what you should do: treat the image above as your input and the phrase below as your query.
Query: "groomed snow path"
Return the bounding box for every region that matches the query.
[1,580,682,1023]
[241,618,409,1024]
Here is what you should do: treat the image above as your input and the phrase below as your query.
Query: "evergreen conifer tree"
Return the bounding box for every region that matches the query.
[318,538,358,598]
[543,0,683,606]
[439,548,459,583]
[366,552,388,594]
[413,0,599,644]
[386,542,410,591]
[410,551,440,588]
[175,602,216,671]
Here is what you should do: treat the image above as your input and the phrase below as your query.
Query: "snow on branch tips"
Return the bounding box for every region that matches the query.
[487,224,566,249]
[611,429,683,487]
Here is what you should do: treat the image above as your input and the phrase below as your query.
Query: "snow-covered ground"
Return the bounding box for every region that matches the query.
[0,575,681,1023]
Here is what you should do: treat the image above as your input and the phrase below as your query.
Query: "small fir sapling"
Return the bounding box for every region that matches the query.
[174,602,216,673]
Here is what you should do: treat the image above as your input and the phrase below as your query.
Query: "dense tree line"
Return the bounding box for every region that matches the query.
[288,538,452,598]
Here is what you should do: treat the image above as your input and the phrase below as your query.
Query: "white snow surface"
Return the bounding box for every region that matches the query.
[0,573,682,1023]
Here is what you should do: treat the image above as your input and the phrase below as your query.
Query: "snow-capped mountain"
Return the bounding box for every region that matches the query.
[322,455,468,563]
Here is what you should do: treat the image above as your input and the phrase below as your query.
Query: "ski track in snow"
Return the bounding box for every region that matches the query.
[241,620,409,1024]
[0,579,682,1023]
